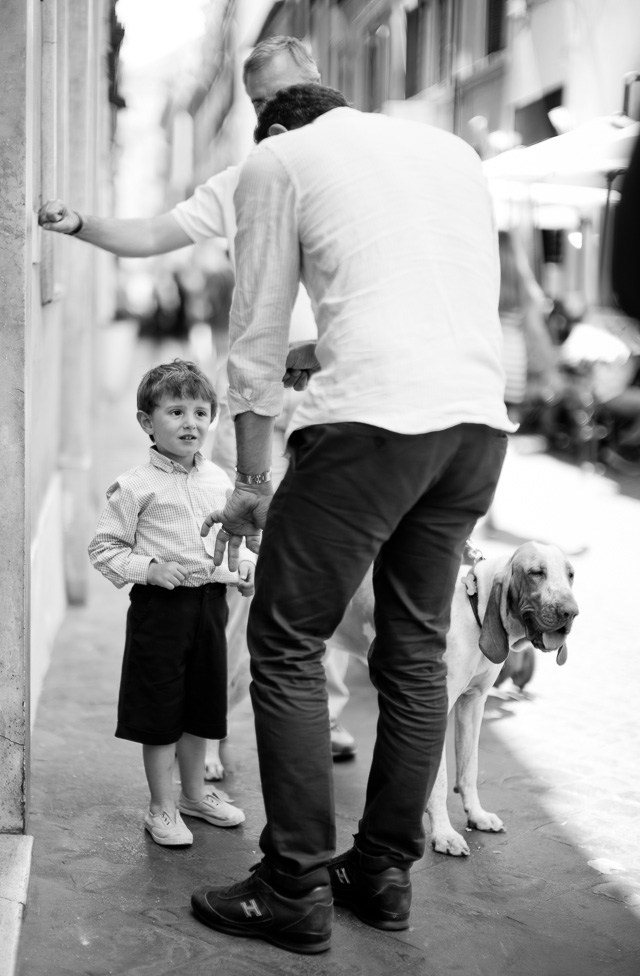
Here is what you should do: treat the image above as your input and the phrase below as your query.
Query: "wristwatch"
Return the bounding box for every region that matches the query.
[236,470,272,486]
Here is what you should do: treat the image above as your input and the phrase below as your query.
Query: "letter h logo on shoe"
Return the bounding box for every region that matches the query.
[241,898,263,918]
[335,867,350,885]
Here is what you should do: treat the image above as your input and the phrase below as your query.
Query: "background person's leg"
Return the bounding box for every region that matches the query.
[324,645,357,758]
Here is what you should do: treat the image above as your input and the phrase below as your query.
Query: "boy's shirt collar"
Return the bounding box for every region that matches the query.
[149,445,205,473]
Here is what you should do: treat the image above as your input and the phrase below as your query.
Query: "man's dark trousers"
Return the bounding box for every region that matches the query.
[247,421,508,894]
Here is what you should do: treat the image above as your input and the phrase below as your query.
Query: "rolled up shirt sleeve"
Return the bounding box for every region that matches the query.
[88,481,155,588]
[227,147,301,420]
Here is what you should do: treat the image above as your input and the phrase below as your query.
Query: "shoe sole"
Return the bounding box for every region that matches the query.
[180,807,245,828]
[144,824,193,847]
[332,890,410,931]
[191,898,331,954]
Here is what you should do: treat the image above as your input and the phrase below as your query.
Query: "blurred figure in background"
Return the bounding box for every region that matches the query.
[136,269,190,343]
[498,229,561,424]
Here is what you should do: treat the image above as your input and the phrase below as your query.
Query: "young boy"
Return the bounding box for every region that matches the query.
[89,360,255,847]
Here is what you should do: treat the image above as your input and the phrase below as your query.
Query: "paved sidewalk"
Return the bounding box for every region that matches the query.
[17,334,640,975]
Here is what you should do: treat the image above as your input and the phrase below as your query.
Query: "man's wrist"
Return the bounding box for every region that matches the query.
[235,470,271,486]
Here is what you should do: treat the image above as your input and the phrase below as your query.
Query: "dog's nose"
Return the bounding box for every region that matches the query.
[558,601,579,622]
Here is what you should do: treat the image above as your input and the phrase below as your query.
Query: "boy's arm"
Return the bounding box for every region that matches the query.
[88,482,155,588]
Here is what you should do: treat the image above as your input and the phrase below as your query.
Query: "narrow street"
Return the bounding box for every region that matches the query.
[18,328,640,975]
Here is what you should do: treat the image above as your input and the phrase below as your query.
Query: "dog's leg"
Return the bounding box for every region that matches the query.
[426,743,472,856]
[454,691,505,834]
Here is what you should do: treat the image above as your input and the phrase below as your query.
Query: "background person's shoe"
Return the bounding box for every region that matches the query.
[179,790,245,828]
[191,866,332,955]
[328,848,411,930]
[144,810,193,847]
[330,719,357,760]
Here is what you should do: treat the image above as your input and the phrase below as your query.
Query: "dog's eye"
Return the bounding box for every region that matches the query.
[528,568,544,577]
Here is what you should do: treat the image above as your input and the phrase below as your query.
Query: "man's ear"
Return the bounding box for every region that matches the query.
[268,123,288,137]
[137,409,154,439]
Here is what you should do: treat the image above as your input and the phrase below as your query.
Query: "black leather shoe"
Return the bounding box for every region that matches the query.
[191,865,332,955]
[328,848,411,930]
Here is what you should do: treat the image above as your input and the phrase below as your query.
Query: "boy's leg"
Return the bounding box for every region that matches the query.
[177,730,245,828]
[143,742,180,815]
[176,733,207,799]
[143,741,194,847]
[179,587,245,828]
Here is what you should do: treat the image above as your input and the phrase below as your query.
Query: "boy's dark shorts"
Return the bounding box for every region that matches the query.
[116,582,229,746]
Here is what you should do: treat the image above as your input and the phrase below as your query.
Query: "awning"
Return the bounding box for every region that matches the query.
[483,116,639,188]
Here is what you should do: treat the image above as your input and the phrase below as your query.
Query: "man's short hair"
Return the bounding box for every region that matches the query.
[243,36,320,85]
[254,84,349,143]
[137,359,217,418]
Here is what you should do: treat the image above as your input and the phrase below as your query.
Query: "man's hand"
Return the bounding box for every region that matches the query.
[147,561,188,589]
[38,199,82,235]
[201,484,274,571]
[283,340,320,391]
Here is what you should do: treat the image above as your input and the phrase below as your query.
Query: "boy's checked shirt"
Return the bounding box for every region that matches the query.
[88,447,254,588]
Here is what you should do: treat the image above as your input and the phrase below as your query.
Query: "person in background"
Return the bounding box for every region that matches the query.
[191,84,514,955]
[88,360,254,847]
[498,229,560,424]
[38,34,358,768]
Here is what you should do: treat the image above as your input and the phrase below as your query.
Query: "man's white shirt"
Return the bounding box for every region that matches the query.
[227,107,517,438]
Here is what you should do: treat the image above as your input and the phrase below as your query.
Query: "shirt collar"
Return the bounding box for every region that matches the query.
[149,445,205,474]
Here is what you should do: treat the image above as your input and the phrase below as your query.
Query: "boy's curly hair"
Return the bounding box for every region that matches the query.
[137,360,217,418]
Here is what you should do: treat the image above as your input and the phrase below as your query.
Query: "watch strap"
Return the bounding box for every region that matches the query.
[236,470,272,486]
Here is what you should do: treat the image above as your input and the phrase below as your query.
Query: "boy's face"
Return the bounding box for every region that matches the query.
[137,395,212,467]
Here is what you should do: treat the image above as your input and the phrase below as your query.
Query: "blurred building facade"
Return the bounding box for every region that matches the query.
[163,1,639,273]
[248,0,640,148]
[0,0,121,837]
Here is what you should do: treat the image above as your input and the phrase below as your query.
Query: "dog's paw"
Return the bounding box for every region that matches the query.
[467,810,505,833]
[431,831,471,857]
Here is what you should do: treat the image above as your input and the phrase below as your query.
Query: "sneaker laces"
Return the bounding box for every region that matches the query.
[202,792,223,808]
[153,811,175,827]
[223,863,264,897]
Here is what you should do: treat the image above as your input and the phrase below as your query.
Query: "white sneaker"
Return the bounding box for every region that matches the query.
[179,790,245,828]
[330,719,357,759]
[144,809,193,846]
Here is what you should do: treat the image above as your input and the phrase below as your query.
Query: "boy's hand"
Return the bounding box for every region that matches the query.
[147,561,187,589]
[237,561,255,598]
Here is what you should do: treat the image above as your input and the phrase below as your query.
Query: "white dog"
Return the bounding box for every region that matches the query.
[332,541,579,857]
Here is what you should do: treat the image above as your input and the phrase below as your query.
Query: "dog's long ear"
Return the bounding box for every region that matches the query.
[479,572,510,664]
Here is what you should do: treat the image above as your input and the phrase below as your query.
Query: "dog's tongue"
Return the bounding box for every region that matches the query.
[542,631,564,651]
[556,644,568,666]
